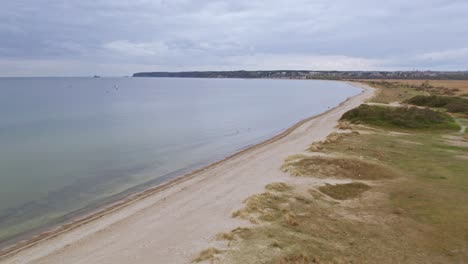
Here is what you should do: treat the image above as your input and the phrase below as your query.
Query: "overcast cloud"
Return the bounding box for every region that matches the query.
[1,0,467,76]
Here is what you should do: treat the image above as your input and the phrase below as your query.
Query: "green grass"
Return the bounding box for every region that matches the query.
[341,104,460,130]
[318,127,468,228]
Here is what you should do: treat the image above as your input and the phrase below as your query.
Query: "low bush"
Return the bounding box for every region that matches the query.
[446,102,468,114]
[341,104,459,130]
[405,95,468,114]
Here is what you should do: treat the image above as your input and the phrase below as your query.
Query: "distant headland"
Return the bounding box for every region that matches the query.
[132,70,468,80]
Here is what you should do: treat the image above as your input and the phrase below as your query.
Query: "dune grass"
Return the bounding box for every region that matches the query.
[282,156,396,180]
[213,115,468,264]
[317,125,468,229]
[361,81,423,103]
[265,182,293,192]
[362,80,467,104]
[368,79,468,96]
[318,182,370,200]
[192,247,223,263]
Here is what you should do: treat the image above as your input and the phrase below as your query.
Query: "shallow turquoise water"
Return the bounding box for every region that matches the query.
[0,77,360,245]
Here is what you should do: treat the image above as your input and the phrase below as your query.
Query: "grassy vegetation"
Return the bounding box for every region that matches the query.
[192,247,223,263]
[362,81,423,103]
[265,182,293,192]
[276,254,319,264]
[317,126,468,237]
[215,227,252,242]
[362,80,468,104]
[281,155,396,180]
[227,185,384,263]
[231,191,290,224]
[406,95,468,115]
[217,122,468,263]
[341,104,460,130]
[371,79,468,96]
[318,182,370,200]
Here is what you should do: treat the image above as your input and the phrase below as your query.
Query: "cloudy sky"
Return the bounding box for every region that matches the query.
[1,0,468,76]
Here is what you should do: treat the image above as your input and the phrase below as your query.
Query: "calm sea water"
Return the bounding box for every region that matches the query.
[0,77,360,245]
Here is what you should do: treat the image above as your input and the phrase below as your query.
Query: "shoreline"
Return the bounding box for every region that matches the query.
[0,81,373,263]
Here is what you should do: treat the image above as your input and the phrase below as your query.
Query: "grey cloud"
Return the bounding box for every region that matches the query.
[0,0,467,76]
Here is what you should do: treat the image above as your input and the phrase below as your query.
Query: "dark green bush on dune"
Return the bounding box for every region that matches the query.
[341,104,459,130]
[405,95,468,114]
[446,101,468,114]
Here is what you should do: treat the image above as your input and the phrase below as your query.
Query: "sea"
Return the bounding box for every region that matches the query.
[0,77,361,247]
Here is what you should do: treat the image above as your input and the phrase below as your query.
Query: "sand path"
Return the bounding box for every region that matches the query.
[0,82,373,264]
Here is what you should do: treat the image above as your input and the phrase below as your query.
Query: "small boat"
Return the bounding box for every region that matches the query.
[93,75,101,78]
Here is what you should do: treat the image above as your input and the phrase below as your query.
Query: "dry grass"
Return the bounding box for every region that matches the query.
[284,154,309,163]
[216,227,253,242]
[216,232,235,241]
[308,132,358,152]
[361,81,423,103]
[378,79,468,95]
[282,156,396,180]
[223,176,461,264]
[193,247,222,263]
[275,254,320,264]
[318,182,370,200]
[362,80,468,105]
[336,122,352,130]
[266,182,293,192]
[283,213,299,226]
[232,192,289,223]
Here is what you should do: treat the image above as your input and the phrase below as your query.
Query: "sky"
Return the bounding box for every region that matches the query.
[1,0,468,76]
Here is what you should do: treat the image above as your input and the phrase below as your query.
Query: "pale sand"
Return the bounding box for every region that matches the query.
[0,82,373,264]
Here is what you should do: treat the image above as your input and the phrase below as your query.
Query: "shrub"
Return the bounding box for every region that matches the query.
[405,95,468,114]
[446,102,468,114]
[405,95,451,107]
[341,104,459,130]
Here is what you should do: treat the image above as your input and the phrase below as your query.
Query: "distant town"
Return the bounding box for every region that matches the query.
[133,70,468,80]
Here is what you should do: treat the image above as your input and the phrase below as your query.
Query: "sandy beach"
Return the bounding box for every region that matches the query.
[0,82,373,264]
